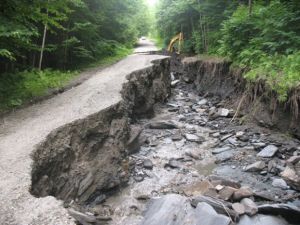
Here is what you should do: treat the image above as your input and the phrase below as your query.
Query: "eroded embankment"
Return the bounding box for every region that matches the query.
[181,57,300,139]
[30,57,171,204]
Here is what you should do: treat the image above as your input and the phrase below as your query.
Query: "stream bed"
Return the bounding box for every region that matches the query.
[74,81,300,225]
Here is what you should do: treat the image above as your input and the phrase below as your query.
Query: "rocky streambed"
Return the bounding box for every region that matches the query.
[70,81,300,225]
[30,56,300,225]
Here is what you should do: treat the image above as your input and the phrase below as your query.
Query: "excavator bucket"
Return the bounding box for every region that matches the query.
[167,32,183,54]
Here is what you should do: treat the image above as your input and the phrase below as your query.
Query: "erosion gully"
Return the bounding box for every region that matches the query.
[32,57,300,225]
[77,83,300,224]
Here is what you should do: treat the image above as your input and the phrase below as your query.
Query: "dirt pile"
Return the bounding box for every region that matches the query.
[30,58,171,204]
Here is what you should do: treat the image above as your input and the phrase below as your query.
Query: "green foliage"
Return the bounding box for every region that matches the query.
[218,1,300,101]
[0,69,77,110]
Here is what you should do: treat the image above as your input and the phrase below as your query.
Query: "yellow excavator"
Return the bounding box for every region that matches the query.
[167,32,183,54]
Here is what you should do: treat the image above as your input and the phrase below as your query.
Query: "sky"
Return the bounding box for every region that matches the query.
[146,0,158,7]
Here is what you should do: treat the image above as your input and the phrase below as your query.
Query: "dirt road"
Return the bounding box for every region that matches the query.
[0,40,166,225]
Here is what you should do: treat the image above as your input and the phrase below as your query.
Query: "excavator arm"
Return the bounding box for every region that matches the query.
[167,32,183,54]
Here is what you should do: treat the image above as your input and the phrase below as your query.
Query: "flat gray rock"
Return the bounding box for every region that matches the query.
[215,150,235,163]
[243,161,266,172]
[141,194,231,225]
[238,214,288,225]
[212,146,231,154]
[257,145,278,158]
[184,133,205,143]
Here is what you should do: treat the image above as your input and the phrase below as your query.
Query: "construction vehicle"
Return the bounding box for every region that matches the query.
[167,32,183,54]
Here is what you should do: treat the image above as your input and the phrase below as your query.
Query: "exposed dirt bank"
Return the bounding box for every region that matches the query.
[0,42,167,224]
[30,58,171,206]
[181,56,300,139]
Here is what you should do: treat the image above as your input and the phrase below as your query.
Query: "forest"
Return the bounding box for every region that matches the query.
[1,0,300,110]
[155,0,300,101]
[0,0,150,110]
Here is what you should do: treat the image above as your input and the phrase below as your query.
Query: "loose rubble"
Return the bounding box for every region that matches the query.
[66,79,300,225]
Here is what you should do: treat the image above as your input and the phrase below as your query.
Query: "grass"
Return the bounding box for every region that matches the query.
[0,47,132,113]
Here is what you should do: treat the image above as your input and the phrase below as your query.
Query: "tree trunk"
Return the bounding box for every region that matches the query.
[39,22,47,70]
[248,0,253,16]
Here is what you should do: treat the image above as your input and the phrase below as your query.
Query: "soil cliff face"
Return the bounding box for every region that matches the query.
[181,56,300,139]
[30,58,171,203]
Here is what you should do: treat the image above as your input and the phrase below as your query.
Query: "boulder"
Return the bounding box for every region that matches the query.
[257,145,278,158]
[241,198,258,216]
[141,194,231,225]
[233,187,253,201]
[238,214,288,225]
[280,166,300,191]
[271,178,289,190]
[243,161,266,172]
[232,203,245,215]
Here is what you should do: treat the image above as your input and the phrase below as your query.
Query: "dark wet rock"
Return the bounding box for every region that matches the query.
[147,121,178,129]
[243,161,266,172]
[212,146,231,154]
[241,198,258,216]
[258,203,300,224]
[237,214,288,225]
[184,133,205,143]
[127,127,143,154]
[232,203,245,215]
[271,178,289,190]
[92,194,106,205]
[257,145,278,158]
[215,150,235,163]
[134,175,144,182]
[167,159,181,169]
[143,159,153,170]
[141,194,231,225]
[233,187,253,201]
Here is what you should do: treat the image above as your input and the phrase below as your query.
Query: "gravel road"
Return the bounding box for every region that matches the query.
[0,40,167,225]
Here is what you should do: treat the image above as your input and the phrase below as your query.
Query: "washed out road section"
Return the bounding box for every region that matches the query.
[0,40,166,225]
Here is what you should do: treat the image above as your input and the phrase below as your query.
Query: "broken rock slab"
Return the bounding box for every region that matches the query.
[280,166,300,191]
[257,145,278,158]
[184,133,205,143]
[141,194,231,225]
[240,198,258,216]
[212,146,232,154]
[238,214,288,225]
[243,161,266,172]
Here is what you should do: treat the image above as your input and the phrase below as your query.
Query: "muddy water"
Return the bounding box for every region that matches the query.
[86,82,300,225]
